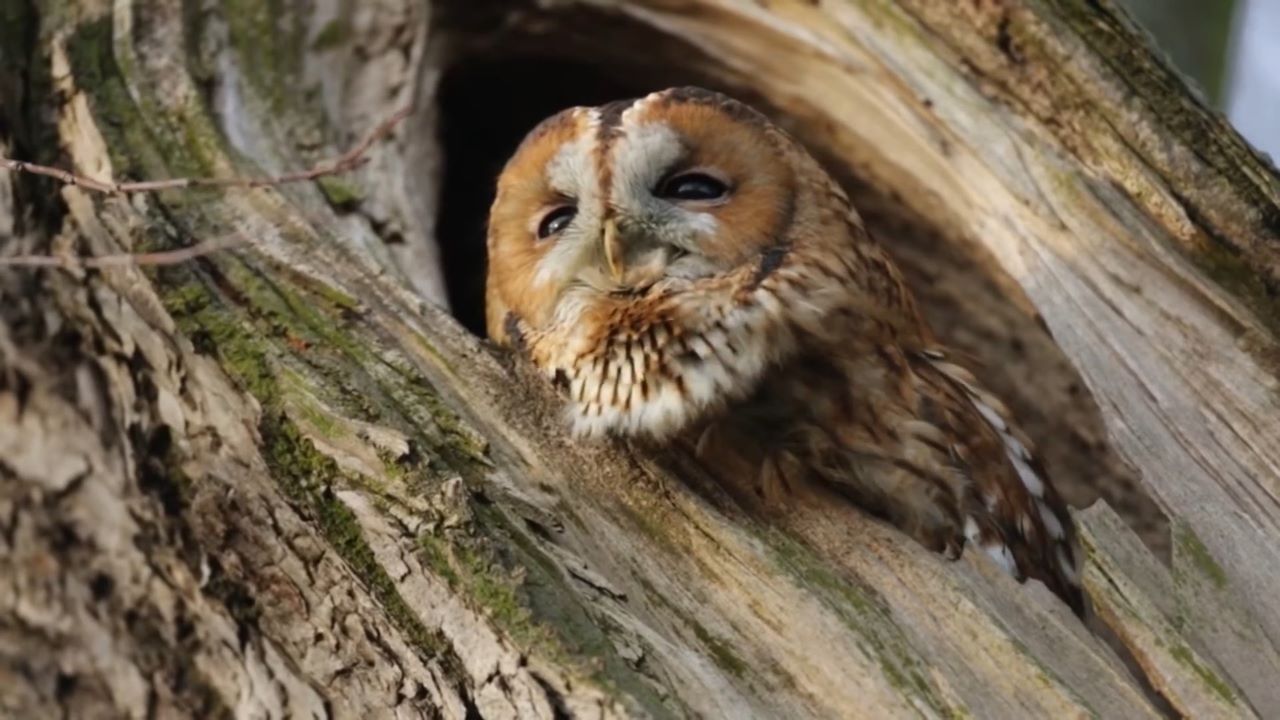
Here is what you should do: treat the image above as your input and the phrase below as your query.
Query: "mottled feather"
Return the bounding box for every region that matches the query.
[486,86,1084,615]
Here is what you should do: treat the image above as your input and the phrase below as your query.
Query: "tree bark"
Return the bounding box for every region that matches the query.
[2,0,1278,718]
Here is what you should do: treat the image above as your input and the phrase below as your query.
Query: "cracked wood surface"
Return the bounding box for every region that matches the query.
[2,0,1279,718]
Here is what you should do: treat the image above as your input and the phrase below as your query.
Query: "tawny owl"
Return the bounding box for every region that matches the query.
[484,87,1083,614]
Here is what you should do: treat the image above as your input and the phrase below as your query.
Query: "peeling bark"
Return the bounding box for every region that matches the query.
[2,0,1278,718]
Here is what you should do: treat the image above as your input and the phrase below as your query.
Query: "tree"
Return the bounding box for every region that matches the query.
[2,0,1278,717]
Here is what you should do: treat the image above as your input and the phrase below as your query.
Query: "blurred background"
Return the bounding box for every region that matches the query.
[1123,0,1278,160]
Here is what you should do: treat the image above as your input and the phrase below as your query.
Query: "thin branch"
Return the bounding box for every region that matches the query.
[0,105,411,195]
[0,106,411,269]
[0,233,248,269]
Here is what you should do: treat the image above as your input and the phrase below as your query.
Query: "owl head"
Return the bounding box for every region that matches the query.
[485,87,869,438]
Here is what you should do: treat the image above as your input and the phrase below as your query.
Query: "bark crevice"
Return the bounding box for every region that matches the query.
[3,0,1278,718]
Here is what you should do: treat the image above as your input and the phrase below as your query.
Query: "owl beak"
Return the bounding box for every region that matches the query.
[603,218,626,284]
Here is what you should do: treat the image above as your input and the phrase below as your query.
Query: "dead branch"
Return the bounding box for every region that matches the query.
[0,106,409,196]
[0,107,409,269]
[0,233,247,269]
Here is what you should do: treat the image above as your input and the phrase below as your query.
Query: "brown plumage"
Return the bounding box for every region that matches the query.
[485,86,1083,615]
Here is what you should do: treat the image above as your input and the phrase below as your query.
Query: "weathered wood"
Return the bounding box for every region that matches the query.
[2,0,1278,717]
[1079,504,1279,717]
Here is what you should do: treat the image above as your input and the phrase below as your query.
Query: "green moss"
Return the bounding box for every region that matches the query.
[1174,524,1229,590]
[280,268,362,313]
[65,7,656,712]
[412,335,457,377]
[157,268,448,659]
[218,0,327,155]
[1083,521,1239,709]
[689,621,749,678]
[765,533,960,716]
[316,176,364,209]
[904,0,1280,363]
[407,382,489,459]
[224,256,489,474]
[418,533,461,585]
[420,510,573,659]
[164,280,278,400]
[283,372,342,439]
[421,505,680,717]
[1169,643,1237,704]
[766,534,877,615]
[1049,0,1259,177]
[59,0,493,682]
[1046,1,1280,248]
[266,417,447,658]
[311,18,350,51]
[65,14,487,478]
[221,0,295,111]
[636,561,773,684]
[66,19,161,177]
[616,502,685,558]
[418,531,565,658]
[169,244,487,480]
[372,445,414,489]
[238,259,480,482]
[67,17,228,186]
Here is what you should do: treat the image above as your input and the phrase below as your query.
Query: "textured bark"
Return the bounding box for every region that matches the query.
[1,0,1278,718]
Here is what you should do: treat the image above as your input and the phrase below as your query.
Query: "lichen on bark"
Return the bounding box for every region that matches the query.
[4,0,1280,717]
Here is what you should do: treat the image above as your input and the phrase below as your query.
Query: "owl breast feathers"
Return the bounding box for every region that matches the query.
[485,86,1084,615]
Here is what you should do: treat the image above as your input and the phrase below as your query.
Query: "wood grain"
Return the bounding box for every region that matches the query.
[2,0,1277,717]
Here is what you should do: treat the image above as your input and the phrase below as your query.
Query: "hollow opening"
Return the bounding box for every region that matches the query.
[430,6,1169,558]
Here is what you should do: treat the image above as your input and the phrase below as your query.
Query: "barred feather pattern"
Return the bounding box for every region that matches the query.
[520,241,842,439]
[486,86,1084,615]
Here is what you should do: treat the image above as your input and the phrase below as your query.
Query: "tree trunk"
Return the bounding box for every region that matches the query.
[2,0,1279,718]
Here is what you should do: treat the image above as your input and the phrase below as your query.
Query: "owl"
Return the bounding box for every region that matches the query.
[484,87,1083,615]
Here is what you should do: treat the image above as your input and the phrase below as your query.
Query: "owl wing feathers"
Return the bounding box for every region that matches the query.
[910,351,1084,614]
[792,342,1083,614]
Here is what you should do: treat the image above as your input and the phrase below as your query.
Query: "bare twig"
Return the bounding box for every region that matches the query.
[0,233,248,269]
[0,106,410,269]
[1,106,410,195]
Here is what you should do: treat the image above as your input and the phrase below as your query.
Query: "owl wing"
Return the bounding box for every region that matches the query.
[762,339,1082,613]
[909,349,1084,615]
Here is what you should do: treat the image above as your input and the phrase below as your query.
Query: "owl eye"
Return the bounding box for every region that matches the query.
[658,172,730,202]
[537,205,577,239]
